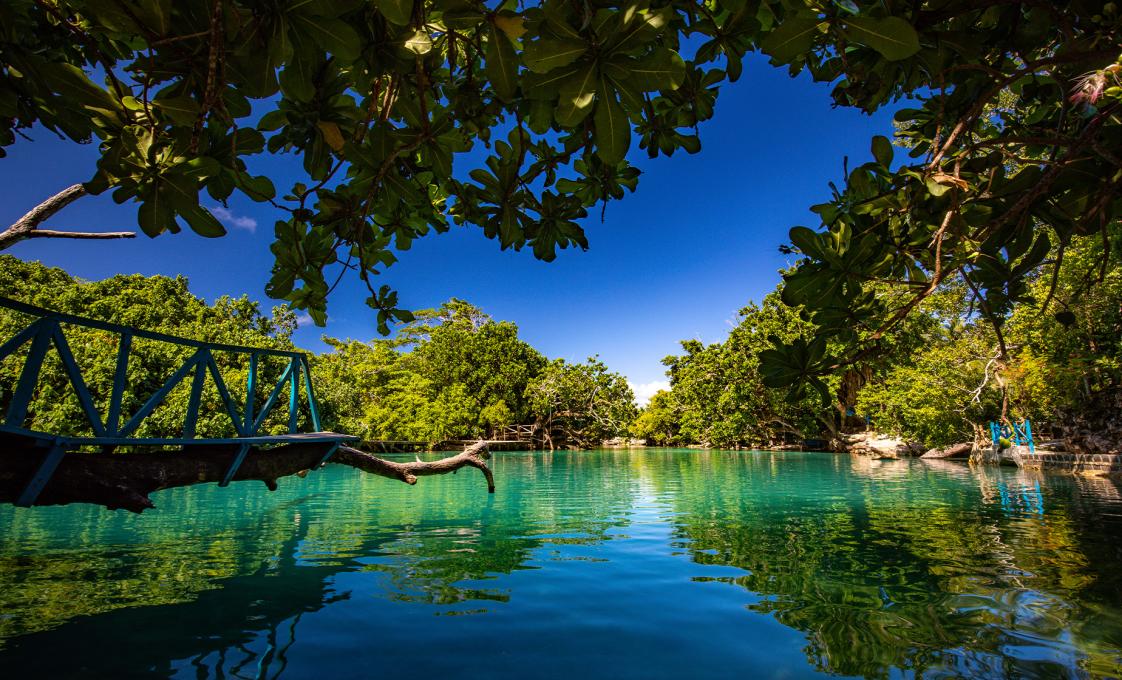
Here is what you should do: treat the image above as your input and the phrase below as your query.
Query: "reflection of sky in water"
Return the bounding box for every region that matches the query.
[0,450,1121,678]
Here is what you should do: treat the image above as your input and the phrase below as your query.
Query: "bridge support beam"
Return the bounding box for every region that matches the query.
[15,441,66,507]
[219,443,252,487]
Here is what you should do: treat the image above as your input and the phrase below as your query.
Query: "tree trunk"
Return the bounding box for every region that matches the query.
[0,440,494,513]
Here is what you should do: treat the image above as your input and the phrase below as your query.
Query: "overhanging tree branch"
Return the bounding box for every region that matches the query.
[0,184,136,250]
[0,440,494,513]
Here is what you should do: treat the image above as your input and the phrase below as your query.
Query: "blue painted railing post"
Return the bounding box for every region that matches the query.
[183,357,207,438]
[288,358,300,434]
[118,349,205,438]
[5,320,52,428]
[15,439,66,507]
[106,333,131,435]
[49,323,106,436]
[301,357,323,432]
[1024,419,1034,452]
[251,360,294,434]
[220,443,252,487]
[245,352,257,434]
[318,441,340,468]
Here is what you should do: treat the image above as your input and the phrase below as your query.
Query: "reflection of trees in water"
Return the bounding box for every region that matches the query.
[0,509,346,678]
[4,451,1120,678]
[663,453,1122,678]
[0,454,640,677]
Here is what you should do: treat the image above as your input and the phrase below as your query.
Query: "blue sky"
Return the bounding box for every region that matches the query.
[0,53,897,403]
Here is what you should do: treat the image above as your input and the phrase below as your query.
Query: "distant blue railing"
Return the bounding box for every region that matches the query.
[989,419,1035,453]
[0,297,351,506]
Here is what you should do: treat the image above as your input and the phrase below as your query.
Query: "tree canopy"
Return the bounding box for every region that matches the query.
[2,0,1119,391]
[638,226,1121,452]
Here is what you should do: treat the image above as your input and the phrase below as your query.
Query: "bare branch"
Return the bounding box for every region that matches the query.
[27,230,136,241]
[336,441,495,492]
[0,184,136,248]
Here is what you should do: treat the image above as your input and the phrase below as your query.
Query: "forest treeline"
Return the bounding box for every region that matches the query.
[3,228,1119,453]
[0,256,635,448]
[635,228,1122,451]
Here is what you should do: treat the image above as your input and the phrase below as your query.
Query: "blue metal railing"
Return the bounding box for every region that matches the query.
[989,419,1035,453]
[0,297,351,505]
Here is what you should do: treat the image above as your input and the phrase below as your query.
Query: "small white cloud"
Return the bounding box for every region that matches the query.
[629,380,670,407]
[210,205,258,232]
[294,312,314,328]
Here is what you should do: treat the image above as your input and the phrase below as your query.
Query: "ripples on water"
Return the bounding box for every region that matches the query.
[1,450,1121,678]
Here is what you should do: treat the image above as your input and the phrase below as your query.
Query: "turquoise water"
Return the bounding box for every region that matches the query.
[2,449,1122,678]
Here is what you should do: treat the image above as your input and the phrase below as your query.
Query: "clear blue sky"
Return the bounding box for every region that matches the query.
[0,54,897,401]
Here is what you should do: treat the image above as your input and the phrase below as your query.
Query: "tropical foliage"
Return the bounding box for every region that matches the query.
[858,229,1122,447]
[0,259,637,446]
[763,3,1122,396]
[643,229,1122,450]
[640,285,929,448]
[525,357,637,448]
[314,299,549,441]
[5,0,1117,361]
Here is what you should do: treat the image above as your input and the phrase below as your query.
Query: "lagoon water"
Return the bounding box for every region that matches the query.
[1,449,1122,678]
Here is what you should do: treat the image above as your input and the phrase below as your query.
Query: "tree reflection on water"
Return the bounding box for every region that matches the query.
[0,451,1120,678]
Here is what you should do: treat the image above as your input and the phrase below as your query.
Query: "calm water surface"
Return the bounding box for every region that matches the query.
[1,449,1122,678]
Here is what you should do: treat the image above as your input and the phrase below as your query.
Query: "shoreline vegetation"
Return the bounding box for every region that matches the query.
[1,250,1119,472]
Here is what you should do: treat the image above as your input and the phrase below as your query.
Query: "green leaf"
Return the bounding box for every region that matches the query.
[134,0,172,36]
[444,9,485,30]
[278,48,317,101]
[257,110,289,132]
[925,177,951,197]
[486,24,519,101]
[403,29,433,55]
[373,0,413,26]
[789,226,826,260]
[137,197,175,237]
[594,83,630,165]
[225,51,279,98]
[555,62,597,126]
[177,204,227,238]
[1054,310,1077,326]
[151,95,200,126]
[523,39,588,74]
[760,17,821,64]
[290,14,362,60]
[605,8,672,56]
[235,173,277,201]
[842,16,921,61]
[627,48,686,92]
[871,135,893,167]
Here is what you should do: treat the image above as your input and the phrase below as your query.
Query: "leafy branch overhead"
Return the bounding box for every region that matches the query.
[2,1,1120,390]
[757,2,1122,397]
[0,0,714,331]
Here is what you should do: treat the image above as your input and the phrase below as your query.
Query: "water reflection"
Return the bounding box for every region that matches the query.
[665,452,1122,677]
[0,450,1120,678]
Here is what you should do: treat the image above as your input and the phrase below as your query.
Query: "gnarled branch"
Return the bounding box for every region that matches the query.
[335,441,495,492]
[0,439,494,513]
[0,184,136,250]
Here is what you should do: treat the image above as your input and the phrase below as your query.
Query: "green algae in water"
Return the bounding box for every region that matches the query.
[1,450,1121,678]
